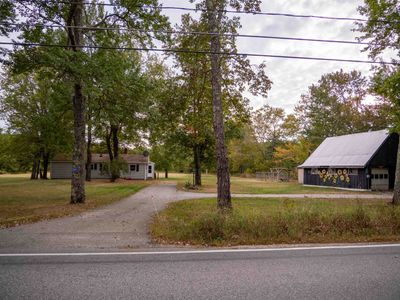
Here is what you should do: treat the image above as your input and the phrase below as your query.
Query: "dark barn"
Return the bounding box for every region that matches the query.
[298,130,399,191]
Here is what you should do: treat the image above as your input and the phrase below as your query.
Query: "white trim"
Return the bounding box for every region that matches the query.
[302,184,370,192]
[1,243,399,257]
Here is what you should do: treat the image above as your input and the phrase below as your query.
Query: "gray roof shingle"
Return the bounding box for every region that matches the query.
[298,129,389,168]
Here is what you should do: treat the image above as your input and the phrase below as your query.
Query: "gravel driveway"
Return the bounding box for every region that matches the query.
[0,184,392,253]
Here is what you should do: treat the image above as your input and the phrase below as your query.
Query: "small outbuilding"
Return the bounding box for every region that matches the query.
[51,153,155,180]
[298,130,398,191]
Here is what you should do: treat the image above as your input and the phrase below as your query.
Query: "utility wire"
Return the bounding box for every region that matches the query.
[1,22,369,46]
[0,41,396,65]
[39,1,379,23]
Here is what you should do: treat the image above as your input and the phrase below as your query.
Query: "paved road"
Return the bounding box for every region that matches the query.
[0,184,392,253]
[1,245,400,299]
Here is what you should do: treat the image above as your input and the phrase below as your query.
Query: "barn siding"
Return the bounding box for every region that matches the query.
[303,168,368,189]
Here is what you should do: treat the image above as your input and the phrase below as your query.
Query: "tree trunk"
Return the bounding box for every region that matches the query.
[194,145,202,186]
[206,0,231,210]
[42,152,49,179]
[165,169,168,179]
[110,125,119,182]
[86,118,92,182]
[392,138,400,205]
[105,128,114,161]
[111,125,119,160]
[31,158,38,180]
[71,83,86,203]
[68,0,86,204]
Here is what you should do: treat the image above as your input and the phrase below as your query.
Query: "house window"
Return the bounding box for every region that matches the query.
[130,165,135,171]
[136,164,140,172]
[99,163,103,171]
[91,163,97,170]
[148,165,152,174]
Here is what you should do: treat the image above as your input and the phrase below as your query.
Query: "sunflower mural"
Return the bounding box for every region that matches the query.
[318,168,351,185]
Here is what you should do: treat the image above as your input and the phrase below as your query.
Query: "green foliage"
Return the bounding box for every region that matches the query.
[0,68,73,169]
[101,159,128,181]
[0,133,29,173]
[152,198,400,246]
[273,138,313,171]
[296,69,390,144]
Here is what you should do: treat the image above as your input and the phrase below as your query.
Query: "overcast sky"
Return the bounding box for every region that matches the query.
[161,0,393,112]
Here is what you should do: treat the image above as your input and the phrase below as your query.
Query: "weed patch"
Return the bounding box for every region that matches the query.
[151,198,400,246]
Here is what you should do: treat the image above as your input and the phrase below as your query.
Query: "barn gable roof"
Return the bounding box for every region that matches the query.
[298,129,390,168]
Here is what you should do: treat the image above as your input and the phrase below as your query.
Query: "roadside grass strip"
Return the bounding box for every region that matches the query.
[151,197,400,246]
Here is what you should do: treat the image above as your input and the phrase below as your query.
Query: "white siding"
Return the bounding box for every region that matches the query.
[122,163,147,180]
[90,163,111,179]
[298,168,304,184]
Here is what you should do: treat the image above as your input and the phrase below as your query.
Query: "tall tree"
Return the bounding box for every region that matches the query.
[356,0,400,204]
[10,0,169,201]
[296,69,389,145]
[197,0,269,210]
[0,68,73,179]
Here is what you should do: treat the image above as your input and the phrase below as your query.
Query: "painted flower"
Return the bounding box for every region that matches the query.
[340,175,345,181]
[338,170,342,175]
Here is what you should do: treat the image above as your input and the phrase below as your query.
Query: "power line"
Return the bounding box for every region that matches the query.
[40,1,376,23]
[1,22,370,46]
[0,41,396,65]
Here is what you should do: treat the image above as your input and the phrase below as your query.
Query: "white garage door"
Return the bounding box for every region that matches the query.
[371,168,389,191]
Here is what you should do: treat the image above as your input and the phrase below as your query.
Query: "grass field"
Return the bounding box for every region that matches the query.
[0,174,149,228]
[151,197,400,246]
[160,173,364,194]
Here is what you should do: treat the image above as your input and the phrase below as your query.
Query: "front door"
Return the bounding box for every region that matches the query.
[371,168,389,191]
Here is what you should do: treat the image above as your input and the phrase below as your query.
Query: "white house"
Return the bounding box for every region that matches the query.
[51,153,155,180]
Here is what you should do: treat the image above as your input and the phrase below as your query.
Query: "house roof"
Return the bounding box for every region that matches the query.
[298,129,390,168]
[52,153,150,163]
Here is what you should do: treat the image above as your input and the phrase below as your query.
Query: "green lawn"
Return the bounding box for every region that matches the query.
[161,173,364,194]
[0,174,149,228]
[151,197,400,246]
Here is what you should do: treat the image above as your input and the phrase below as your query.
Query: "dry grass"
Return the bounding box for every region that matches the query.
[151,197,400,246]
[0,174,150,228]
[160,173,367,194]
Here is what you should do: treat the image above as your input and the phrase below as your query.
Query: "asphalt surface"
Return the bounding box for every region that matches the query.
[0,184,392,253]
[1,245,400,299]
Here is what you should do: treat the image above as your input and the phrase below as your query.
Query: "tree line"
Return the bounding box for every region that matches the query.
[0,0,400,206]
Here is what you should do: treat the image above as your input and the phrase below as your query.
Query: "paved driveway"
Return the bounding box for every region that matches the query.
[0,184,392,253]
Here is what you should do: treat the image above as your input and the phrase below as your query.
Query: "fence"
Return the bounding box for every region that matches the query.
[255,168,291,182]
